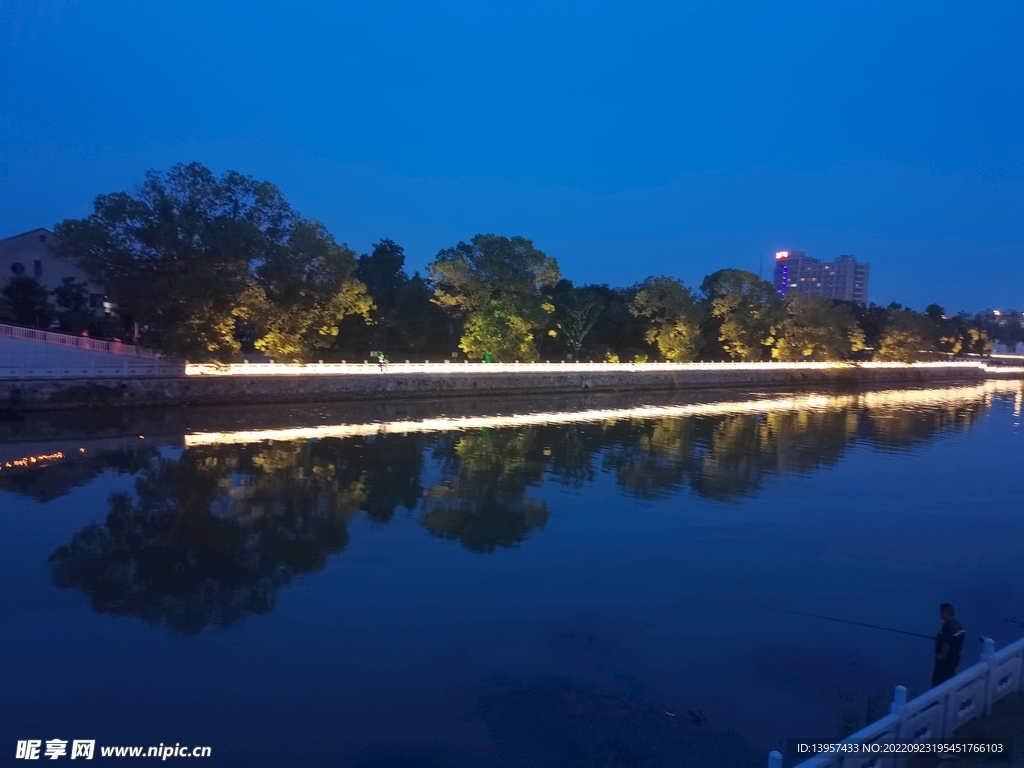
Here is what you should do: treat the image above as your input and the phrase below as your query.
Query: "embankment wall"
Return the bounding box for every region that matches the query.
[0,363,1012,411]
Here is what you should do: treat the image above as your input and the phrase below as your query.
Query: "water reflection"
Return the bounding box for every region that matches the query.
[37,382,1018,630]
[424,430,550,553]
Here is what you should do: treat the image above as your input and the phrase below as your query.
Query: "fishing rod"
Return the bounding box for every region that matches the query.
[749,603,933,639]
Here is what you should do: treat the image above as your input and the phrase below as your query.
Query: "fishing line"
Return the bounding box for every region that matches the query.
[748,603,933,639]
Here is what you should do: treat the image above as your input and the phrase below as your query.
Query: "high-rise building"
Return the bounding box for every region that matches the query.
[772,251,869,304]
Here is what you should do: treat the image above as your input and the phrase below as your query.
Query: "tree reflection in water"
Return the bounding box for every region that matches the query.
[46,394,991,630]
[423,429,549,553]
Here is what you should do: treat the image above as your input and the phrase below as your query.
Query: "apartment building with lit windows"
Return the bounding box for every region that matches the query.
[772,250,869,304]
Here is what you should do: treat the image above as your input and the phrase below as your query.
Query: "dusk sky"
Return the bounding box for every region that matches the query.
[1,0,1021,312]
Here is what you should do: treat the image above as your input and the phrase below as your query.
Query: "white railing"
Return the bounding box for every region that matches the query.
[183,360,1000,377]
[0,323,160,359]
[1,347,1022,380]
[768,635,1024,767]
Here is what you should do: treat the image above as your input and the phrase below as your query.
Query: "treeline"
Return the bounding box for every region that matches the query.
[15,162,997,363]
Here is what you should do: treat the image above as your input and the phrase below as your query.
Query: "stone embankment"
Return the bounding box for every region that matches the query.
[1,361,1020,411]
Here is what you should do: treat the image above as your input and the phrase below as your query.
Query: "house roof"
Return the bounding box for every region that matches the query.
[1,227,56,242]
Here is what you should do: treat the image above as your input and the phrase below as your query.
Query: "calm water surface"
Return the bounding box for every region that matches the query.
[2,382,1023,767]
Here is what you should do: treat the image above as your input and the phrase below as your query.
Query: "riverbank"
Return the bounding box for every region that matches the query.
[1,361,1021,411]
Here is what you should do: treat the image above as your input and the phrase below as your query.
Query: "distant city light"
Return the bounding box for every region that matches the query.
[775,251,789,259]
[0,451,65,471]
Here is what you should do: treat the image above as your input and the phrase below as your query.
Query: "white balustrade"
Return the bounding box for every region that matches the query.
[182,360,1000,378]
[0,322,159,359]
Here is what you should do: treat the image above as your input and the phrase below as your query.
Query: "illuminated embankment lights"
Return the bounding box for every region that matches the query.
[182,360,1013,377]
[1,451,65,471]
[183,381,1023,447]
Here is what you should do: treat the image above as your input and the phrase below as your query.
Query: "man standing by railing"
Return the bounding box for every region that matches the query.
[933,603,966,686]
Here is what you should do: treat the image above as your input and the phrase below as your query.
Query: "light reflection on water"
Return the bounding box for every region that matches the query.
[1,381,1022,767]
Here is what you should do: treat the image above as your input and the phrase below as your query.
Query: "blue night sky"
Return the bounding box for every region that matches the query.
[1,1,1021,312]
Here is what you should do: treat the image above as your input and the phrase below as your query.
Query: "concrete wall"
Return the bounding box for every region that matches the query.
[0,363,1005,411]
[0,336,181,379]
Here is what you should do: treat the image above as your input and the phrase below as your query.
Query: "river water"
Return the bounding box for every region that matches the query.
[2,381,1022,767]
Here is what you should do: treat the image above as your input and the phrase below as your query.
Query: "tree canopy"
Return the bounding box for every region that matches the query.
[428,235,560,361]
[772,297,866,362]
[55,162,371,361]
[629,276,702,362]
[700,270,785,361]
[875,309,940,362]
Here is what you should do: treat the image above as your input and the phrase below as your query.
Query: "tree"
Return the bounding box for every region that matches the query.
[772,297,866,361]
[549,281,604,358]
[356,240,407,315]
[339,241,457,358]
[585,285,650,362]
[350,239,408,354]
[55,162,370,361]
[835,301,889,350]
[51,277,95,335]
[428,234,560,361]
[975,311,1024,347]
[875,309,940,362]
[629,276,702,361]
[700,269,785,361]
[460,298,540,361]
[389,273,456,355]
[237,220,373,362]
[1,277,52,328]
[925,305,992,357]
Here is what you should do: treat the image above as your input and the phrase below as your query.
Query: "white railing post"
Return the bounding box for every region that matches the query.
[890,684,907,717]
[981,636,996,716]
[767,750,783,768]
[980,636,995,663]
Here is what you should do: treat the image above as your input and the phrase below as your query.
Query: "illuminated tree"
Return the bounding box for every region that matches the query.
[875,309,939,362]
[630,276,702,361]
[700,269,785,361]
[428,234,560,361]
[772,297,866,361]
[56,163,371,361]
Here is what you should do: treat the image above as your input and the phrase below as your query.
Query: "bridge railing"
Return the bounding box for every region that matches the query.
[768,635,1024,767]
[0,323,160,359]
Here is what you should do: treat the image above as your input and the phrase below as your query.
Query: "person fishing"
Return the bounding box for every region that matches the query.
[932,603,966,687]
